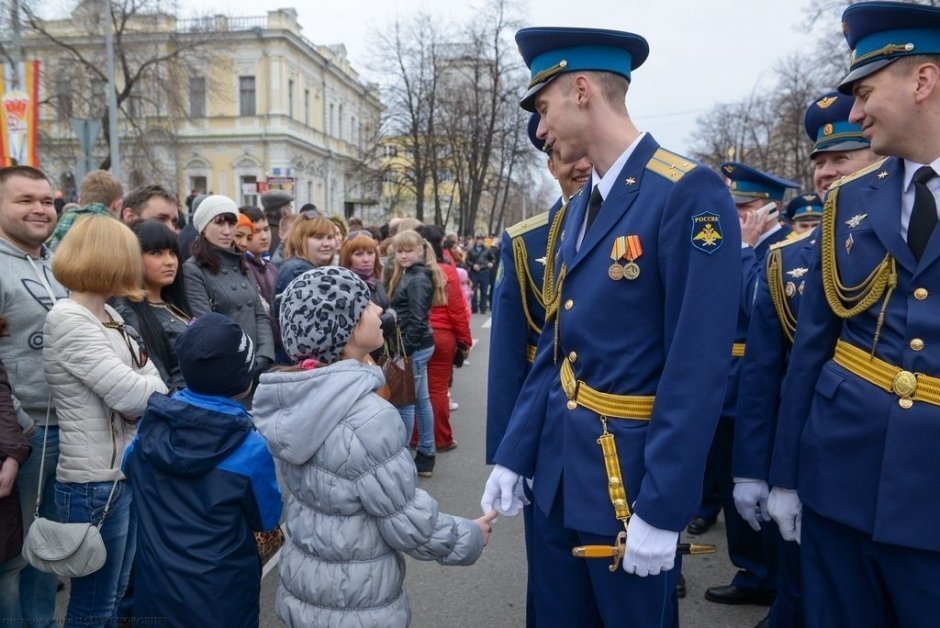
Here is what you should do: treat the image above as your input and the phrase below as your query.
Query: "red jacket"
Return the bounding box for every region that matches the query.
[428,262,472,348]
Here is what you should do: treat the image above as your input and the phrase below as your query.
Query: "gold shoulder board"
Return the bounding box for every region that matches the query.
[769,228,815,251]
[646,148,697,183]
[506,211,550,239]
[829,157,890,190]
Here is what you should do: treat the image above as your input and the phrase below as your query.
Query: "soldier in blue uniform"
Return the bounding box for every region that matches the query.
[486,112,591,627]
[732,91,873,628]
[768,3,940,625]
[480,27,740,627]
[699,163,798,608]
[804,91,876,198]
[786,194,823,234]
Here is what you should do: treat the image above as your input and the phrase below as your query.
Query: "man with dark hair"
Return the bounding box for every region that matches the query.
[465,234,495,314]
[260,190,293,252]
[481,27,740,626]
[0,165,66,627]
[122,184,180,231]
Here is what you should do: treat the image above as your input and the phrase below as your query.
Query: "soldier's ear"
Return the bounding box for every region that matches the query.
[913,61,940,104]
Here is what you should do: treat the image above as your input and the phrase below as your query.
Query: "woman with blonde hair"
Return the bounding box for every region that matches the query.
[43,215,167,627]
[387,229,446,477]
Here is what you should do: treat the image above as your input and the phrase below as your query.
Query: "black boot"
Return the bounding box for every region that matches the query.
[414,451,435,478]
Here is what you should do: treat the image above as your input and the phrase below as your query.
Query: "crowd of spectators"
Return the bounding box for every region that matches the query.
[0,164,503,626]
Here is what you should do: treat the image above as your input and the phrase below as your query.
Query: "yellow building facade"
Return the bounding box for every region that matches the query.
[27,5,382,219]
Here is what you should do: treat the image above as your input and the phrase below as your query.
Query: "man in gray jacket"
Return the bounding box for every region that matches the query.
[0,165,66,627]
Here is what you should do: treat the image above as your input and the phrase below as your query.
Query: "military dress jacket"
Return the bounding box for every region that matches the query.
[494,134,741,536]
[486,205,554,464]
[733,229,815,481]
[771,156,940,551]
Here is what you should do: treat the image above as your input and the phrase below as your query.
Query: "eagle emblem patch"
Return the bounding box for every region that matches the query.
[691,212,724,254]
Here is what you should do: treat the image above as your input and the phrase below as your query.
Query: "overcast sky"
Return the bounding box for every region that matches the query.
[183,0,835,153]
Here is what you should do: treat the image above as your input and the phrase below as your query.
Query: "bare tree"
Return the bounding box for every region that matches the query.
[18,0,224,176]
[370,14,448,223]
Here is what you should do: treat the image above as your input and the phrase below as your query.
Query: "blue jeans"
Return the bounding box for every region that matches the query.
[0,426,59,627]
[396,345,436,456]
[54,480,136,628]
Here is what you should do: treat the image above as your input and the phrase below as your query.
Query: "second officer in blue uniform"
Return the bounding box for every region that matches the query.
[732,90,874,628]
[480,27,741,627]
[769,2,940,625]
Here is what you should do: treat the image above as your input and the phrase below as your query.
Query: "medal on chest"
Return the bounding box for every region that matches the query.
[609,235,643,281]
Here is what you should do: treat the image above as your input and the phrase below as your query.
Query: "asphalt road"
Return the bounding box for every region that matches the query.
[260,314,769,627]
[52,314,768,626]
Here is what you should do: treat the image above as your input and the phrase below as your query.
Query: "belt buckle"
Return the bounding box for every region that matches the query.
[892,370,917,409]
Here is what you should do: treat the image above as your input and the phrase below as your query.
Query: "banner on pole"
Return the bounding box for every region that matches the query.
[0,60,41,167]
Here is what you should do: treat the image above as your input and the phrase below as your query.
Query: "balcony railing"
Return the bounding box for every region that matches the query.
[175,15,268,33]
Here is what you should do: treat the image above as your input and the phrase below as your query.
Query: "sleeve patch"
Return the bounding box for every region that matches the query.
[690,211,724,254]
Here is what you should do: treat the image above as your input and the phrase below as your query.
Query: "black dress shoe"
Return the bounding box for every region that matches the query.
[676,574,686,599]
[704,585,775,606]
[686,515,716,535]
[754,615,770,628]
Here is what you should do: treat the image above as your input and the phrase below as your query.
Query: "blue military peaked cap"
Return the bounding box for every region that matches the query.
[720,162,800,204]
[515,27,649,112]
[528,113,550,153]
[786,193,823,223]
[839,1,940,93]
[804,92,870,157]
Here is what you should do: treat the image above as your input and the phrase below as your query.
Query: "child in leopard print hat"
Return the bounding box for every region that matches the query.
[252,266,495,627]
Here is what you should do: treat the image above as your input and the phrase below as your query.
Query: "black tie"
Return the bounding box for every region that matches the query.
[909,165,938,260]
[586,186,603,232]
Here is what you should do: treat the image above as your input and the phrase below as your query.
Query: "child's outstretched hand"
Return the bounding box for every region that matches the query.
[475,511,498,546]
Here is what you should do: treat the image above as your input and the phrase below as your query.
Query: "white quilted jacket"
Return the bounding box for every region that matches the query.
[43,299,167,483]
[253,361,484,628]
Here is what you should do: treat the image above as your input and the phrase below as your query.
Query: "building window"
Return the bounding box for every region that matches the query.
[189,77,206,118]
[55,78,72,122]
[90,79,106,117]
[338,104,344,140]
[239,76,256,117]
[304,89,310,126]
[329,103,334,135]
[240,175,258,206]
[190,175,207,194]
[288,79,294,118]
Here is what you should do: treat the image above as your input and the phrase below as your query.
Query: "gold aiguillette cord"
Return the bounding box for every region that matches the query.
[571,417,717,572]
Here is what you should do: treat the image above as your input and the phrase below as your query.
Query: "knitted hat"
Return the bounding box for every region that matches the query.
[176,313,255,397]
[279,267,372,364]
[236,212,255,234]
[192,195,238,234]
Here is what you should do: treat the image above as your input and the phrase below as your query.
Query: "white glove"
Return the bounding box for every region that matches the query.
[733,479,771,532]
[768,487,802,544]
[622,514,679,577]
[480,465,524,517]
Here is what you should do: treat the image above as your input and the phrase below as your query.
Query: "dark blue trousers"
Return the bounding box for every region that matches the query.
[702,417,777,591]
[529,489,680,628]
[802,506,940,628]
[769,533,802,628]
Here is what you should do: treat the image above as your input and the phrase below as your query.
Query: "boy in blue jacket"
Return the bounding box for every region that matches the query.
[124,313,282,627]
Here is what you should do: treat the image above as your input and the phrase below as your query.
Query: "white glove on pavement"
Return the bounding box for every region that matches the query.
[622,514,679,577]
[733,479,771,531]
[480,465,524,516]
[768,487,802,544]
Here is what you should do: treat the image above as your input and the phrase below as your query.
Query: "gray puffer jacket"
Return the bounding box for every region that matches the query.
[253,361,483,628]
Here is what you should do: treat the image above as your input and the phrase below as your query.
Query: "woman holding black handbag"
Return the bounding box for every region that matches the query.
[41,216,166,627]
[387,229,446,478]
